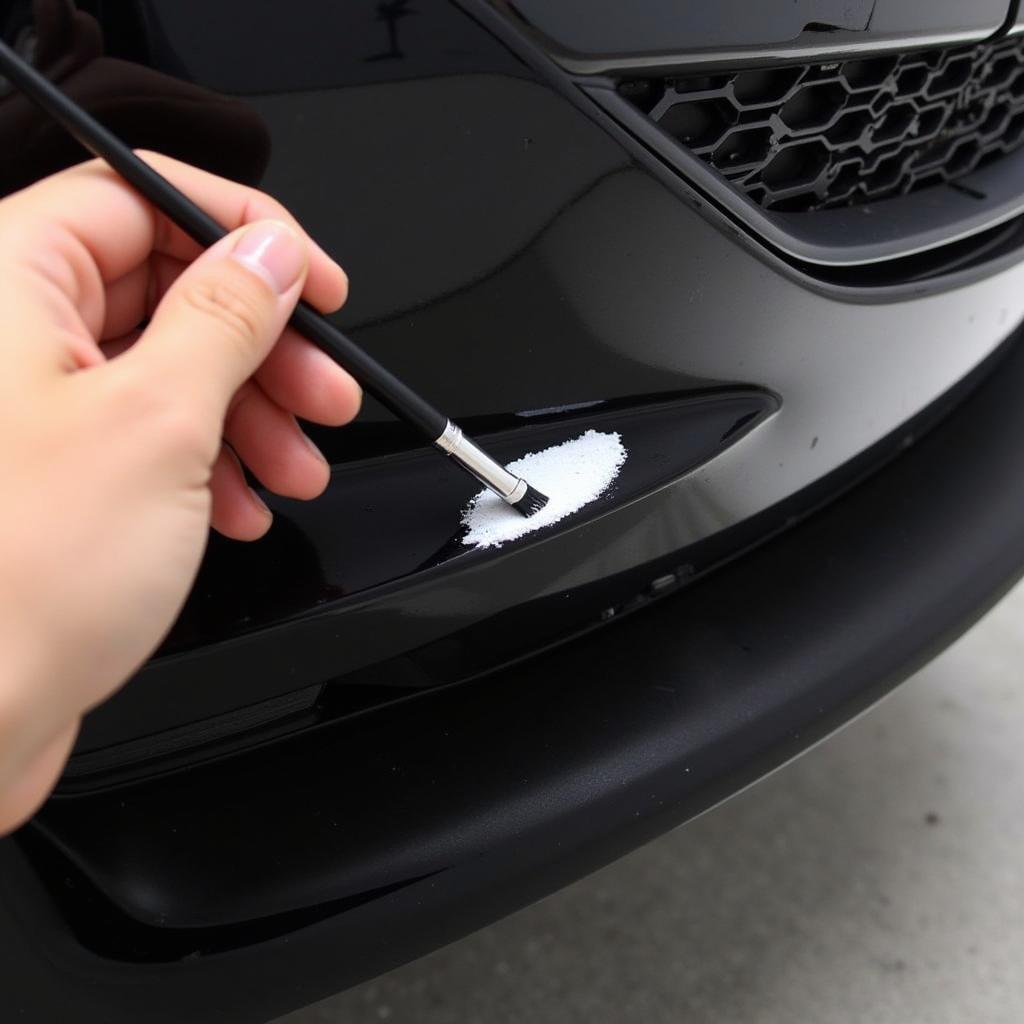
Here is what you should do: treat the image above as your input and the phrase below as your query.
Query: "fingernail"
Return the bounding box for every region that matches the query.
[232,221,307,294]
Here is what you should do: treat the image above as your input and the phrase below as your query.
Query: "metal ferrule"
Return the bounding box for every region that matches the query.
[434,421,527,504]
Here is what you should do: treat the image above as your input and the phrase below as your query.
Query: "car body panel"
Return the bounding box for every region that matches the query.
[8,325,1024,1022]
[43,1,1024,757]
[3,2,1024,1020]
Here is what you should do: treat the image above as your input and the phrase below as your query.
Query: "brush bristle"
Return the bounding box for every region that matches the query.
[512,483,549,518]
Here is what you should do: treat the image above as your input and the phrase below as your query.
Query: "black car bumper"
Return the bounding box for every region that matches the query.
[4,323,1024,1023]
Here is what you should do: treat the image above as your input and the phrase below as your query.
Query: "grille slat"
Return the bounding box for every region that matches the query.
[621,36,1024,213]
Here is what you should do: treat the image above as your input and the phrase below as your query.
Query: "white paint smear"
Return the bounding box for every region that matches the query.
[461,429,627,549]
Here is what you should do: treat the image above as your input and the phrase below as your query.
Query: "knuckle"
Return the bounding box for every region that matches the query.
[112,367,214,457]
[179,272,271,354]
[158,402,215,457]
[245,189,288,224]
[148,387,216,456]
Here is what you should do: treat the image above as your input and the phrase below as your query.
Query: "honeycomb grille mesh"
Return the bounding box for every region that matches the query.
[619,36,1024,212]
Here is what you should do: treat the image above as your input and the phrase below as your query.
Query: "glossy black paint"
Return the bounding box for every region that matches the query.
[4,1,1024,1019]
[0,0,271,194]
[69,7,1024,757]
[174,392,776,650]
[141,0,523,92]
[75,389,776,759]
[7,317,1024,1023]
[6,0,1023,846]
[33,344,1018,935]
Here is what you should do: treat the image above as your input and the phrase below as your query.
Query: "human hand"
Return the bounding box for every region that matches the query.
[0,154,361,832]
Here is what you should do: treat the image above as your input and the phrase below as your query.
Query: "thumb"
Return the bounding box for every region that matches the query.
[128,219,309,423]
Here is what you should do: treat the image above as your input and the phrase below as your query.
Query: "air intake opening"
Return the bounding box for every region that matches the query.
[581,30,1024,270]
[619,36,1024,214]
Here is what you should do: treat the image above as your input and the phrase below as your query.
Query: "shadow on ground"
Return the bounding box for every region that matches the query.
[279,584,1024,1024]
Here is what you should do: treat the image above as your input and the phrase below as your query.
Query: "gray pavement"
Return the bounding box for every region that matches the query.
[279,581,1024,1024]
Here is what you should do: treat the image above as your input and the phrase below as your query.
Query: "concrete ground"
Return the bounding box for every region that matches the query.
[278,581,1024,1024]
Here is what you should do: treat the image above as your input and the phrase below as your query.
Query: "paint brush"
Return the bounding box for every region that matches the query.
[0,38,549,518]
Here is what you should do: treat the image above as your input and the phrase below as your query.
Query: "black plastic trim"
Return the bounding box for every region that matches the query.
[496,0,1006,75]
[587,82,1024,267]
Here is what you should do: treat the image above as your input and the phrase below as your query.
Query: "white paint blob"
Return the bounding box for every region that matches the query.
[461,429,627,549]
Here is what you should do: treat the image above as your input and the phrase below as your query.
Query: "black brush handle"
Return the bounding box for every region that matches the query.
[287,304,446,438]
[0,39,449,440]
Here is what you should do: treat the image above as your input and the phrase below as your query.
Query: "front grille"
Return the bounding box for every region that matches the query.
[619,36,1024,213]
